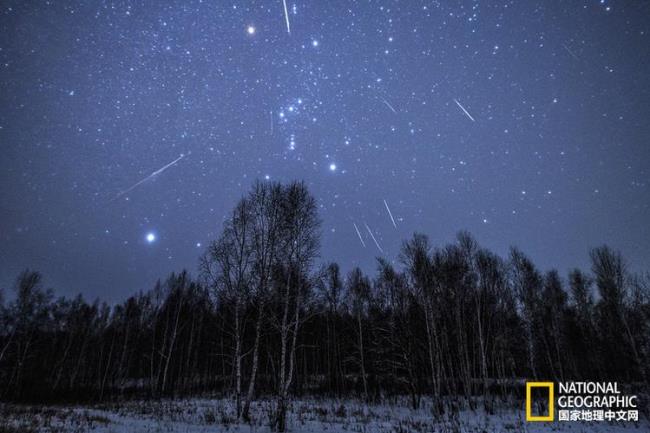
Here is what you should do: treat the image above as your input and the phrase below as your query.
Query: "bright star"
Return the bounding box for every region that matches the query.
[247,25,256,35]
[146,232,156,243]
[329,163,337,172]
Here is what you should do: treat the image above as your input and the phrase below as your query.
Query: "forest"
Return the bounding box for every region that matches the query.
[1,181,649,431]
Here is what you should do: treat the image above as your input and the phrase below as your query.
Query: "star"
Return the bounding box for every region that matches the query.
[146,232,156,243]
[247,25,256,35]
[329,163,337,172]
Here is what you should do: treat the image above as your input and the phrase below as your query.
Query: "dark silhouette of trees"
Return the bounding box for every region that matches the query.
[269,181,320,432]
[346,267,371,403]
[1,180,649,430]
[201,199,254,418]
[591,246,647,384]
[316,263,345,397]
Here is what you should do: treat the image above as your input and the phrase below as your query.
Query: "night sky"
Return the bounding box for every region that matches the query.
[1,1,649,302]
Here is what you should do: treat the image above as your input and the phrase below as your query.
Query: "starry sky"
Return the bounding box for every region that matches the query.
[1,1,649,302]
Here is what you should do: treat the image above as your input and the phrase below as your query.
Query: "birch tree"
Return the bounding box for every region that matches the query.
[272,181,320,432]
[202,199,254,418]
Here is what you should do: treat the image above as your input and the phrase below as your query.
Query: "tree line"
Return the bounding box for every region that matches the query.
[1,181,649,430]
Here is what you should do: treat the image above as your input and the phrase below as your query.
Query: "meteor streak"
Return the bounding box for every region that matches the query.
[282,0,291,34]
[270,110,274,134]
[381,97,397,114]
[364,222,384,253]
[453,98,475,122]
[353,222,366,248]
[383,199,397,228]
[562,43,579,60]
[113,152,189,200]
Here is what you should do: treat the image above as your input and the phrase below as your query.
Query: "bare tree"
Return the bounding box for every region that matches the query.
[509,248,542,380]
[346,267,371,402]
[317,263,345,396]
[591,246,646,383]
[271,181,320,432]
[399,234,444,411]
[242,181,284,420]
[202,200,254,418]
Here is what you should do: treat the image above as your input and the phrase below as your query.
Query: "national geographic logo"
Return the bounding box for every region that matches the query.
[526,381,639,423]
[526,382,554,421]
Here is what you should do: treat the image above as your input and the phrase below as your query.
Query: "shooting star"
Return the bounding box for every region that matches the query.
[353,222,366,248]
[383,199,397,228]
[453,98,475,122]
[562,43,579,60]
[113,152,189,201]
[270,110,274,135]
[364,222,384,253]
[282,0,291,35]
[381,97,397,114]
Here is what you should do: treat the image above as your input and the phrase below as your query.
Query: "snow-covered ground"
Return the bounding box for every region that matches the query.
[1,397,646,432]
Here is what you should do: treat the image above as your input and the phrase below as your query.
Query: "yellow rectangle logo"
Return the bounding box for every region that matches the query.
[526,382,554,421]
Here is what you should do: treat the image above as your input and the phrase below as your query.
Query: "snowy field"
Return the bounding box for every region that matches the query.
[1,397,647,433]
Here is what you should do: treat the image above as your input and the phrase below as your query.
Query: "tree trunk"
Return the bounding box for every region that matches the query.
[161,297,182,395]
[242,300,263,421]
[234,298,242,418]
[357,310,368,402]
